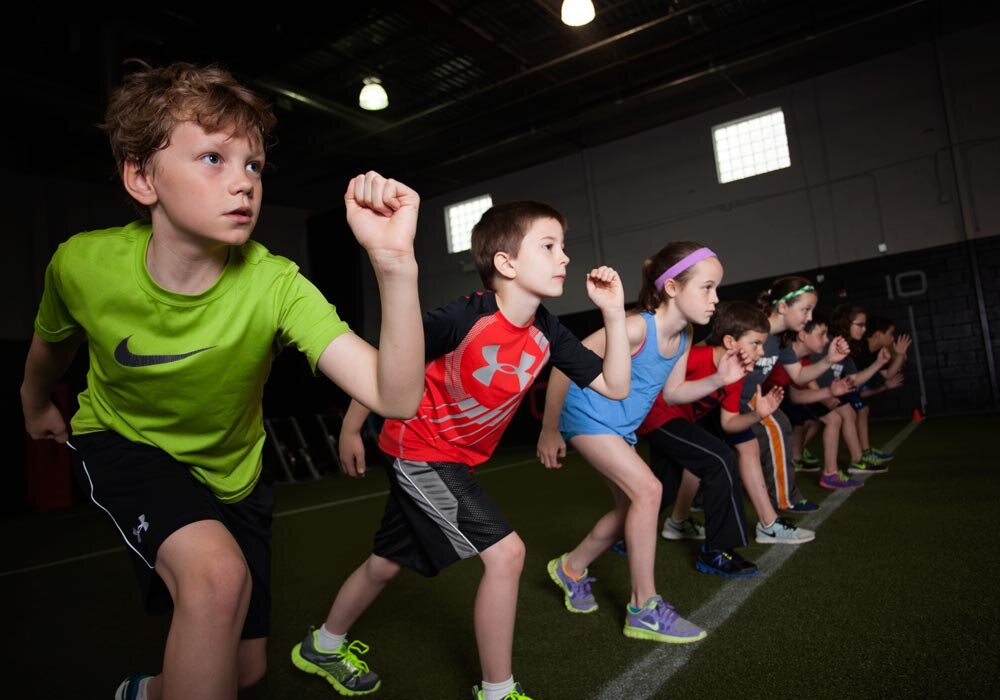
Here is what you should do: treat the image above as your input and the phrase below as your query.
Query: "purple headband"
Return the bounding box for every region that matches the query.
[654,247,717,290]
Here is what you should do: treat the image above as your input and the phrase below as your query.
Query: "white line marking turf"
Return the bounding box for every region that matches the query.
[0,457,536,579]
[595,420,921,700]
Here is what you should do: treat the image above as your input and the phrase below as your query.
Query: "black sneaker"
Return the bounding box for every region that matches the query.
[291,628,381,695]
[779,499,819,515]
[694,546,760,578]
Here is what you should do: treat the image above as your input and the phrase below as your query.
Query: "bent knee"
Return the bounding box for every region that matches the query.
[631,474,662,506]
[174,553,251,616]
[366,554,403,583]
[484,533,526,571]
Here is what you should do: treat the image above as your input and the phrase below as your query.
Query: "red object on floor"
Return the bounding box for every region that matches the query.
[912,408,923,423]
[24,384,74,512]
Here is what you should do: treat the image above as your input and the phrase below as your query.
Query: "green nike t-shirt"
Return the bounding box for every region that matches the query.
[34,221,350,502]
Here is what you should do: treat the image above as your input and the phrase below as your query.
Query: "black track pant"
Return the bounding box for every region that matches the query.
[646,419,749,550]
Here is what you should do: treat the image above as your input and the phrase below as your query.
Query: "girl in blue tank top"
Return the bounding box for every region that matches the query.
[537,242,749,643]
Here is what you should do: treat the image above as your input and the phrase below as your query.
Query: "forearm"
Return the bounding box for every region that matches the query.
[342,399,372,434]
[860,384,887,399]
[850,361,884,387]
[790,386,831,404]
[884,353,906,378]
[790,358,831,384]
[722,410,762,433]
[542,369,572,431]
[597,310,630,398]
[665,374,723,406]
[371,255,424,417]
[20,332,83,407]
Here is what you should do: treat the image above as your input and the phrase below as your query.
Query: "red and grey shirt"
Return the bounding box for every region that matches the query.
[637,345,743,435]
[379,291,603,468]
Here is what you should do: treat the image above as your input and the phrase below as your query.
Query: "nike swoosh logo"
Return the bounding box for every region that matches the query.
[639,619,660,631]
[760,530,777,538]
[114,336,214,367]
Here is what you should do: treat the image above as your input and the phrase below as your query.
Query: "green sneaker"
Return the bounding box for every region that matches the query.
[863,447,894,464]
[291,629,381,696]
[472,682,534,699]
[793,458,820,473]
[848,459,888,475]
[801,448,820,465]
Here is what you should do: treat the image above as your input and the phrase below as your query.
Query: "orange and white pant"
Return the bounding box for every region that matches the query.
[750,408,803,511]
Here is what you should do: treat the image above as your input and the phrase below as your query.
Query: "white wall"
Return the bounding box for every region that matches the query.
[367,22,998,333]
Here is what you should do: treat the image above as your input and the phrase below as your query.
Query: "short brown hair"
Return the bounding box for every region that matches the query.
[709,301,770,345]
[635,241,707,313]
[471,201,566,289]
[103,61,276,210]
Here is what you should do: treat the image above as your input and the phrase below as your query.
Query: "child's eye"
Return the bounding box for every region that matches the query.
[202,153,221,165]
[247,161,263,174]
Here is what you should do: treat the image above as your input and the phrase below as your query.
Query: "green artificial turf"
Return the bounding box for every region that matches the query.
[3,417,997,699]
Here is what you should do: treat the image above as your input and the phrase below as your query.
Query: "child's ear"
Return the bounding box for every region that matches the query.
[493,251,516,282]
[122,160,158,207]
[722,334,736,350]
[662,278,679,299]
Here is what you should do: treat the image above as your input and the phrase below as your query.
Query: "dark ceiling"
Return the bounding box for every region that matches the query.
[3,1,997,212]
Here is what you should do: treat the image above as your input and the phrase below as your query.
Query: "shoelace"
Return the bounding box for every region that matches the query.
[335,640,373,675]
[710,550,734,567]
[773,517,796,531]
[646,598,679,627]
[568,575,596,598]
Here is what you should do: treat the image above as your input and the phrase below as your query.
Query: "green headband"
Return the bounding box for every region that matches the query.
[771,284,815,306]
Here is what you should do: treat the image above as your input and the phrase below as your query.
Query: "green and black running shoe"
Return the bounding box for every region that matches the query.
[292,628,381,696]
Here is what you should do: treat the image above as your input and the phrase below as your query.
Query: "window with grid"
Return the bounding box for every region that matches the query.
[712,108,791,184]
[445,195,493,253]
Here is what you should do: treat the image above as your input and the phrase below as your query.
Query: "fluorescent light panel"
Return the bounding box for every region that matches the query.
[713,108,791,184]
[445,194,493,253]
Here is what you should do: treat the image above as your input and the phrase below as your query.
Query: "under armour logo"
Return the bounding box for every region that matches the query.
[133,514,150,543]
[473,345,536,391]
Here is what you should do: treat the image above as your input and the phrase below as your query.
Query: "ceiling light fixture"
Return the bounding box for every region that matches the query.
[561,0,595,27]
[359,77,388,111]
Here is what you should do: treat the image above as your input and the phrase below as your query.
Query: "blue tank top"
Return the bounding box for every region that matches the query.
[559,311,687,444]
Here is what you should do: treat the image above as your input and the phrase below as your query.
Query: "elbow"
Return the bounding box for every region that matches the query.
[605,378,630,401]
[377,389,423,420]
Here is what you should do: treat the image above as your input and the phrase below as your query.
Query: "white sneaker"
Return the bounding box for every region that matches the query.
[662,516,706,541]
[755,518,815,545]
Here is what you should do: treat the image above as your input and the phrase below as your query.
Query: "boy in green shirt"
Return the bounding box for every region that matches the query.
[20,62,425,700]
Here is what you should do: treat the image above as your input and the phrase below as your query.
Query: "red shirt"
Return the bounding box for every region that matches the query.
[763,355,810,392]
[379,292,602,468]
[636,345,742,435]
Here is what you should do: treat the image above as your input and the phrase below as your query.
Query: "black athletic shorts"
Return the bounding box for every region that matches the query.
[373,456,513,577]
[837,391,866,411]
[781,399,830,426]
[69,431,273,639]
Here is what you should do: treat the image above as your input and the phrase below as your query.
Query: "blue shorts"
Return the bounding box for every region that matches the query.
[561,429,637,445]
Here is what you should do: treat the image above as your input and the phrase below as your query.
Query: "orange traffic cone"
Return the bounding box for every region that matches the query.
[912,408,923,423]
